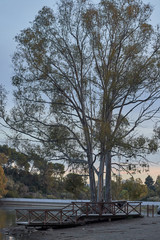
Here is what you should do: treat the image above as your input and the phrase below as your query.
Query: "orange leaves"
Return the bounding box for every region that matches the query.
[101,1,120,24]
[126,4,140,18]
[140,23,153,33]
[124,44,140,56]
[0,153,8,165]
[0,166,7,198]
[0,153,8,198]
[82,8,98,30]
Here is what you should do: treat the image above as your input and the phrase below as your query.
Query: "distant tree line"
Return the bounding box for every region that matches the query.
[1,145,160,201]
[0,145,90,199]
[144,175,160,201]
[111,174,160,201]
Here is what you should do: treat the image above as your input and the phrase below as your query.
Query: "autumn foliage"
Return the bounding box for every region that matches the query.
[0,153,7,197]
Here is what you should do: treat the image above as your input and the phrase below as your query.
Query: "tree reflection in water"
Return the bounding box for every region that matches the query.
[0,209,15,240]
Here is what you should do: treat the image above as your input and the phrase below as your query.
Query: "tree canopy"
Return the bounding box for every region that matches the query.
[1,0,160,201]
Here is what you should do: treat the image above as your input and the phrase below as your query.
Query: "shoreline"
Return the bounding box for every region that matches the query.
[3,216,160,240]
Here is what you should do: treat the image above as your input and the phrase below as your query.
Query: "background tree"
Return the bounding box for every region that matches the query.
[111,176,148,200]
[145,175,155,191]
[64,173,89,199]
[0,145,30,171]
[1,0,160,202]
[111,175,123,200]
[122,178,148,200]
[0,153,8,197]
[154,175,160,198]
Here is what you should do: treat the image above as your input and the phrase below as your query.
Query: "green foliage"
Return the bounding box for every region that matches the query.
[112,177,148,201]
[65,173,89,199]
[145,175,155,191]
[154,175,160,197]
[111,176,123,200]
[119,190,129,200]
[52,163,65,179]
[0,144,89,199]
[122,178,148,200]
[4,167,89,199]
[0,145,30,171]
[142,175,160,201]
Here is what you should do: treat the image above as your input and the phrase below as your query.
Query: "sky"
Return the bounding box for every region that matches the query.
[0,0,160,182]
[0,0,160,93]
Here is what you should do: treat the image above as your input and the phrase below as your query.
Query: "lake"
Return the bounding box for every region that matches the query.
[0,207,33,240]
[0,207,16,240]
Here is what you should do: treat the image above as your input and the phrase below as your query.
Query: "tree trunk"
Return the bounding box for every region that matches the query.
[87,148,96,202]
[97,155,105,202]
[104,150,112,202]
[88,164,96,202]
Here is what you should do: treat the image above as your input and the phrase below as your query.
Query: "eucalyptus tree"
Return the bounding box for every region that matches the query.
[1,0,160,201]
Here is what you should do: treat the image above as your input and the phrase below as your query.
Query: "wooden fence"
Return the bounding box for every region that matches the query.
[16,201,142,227]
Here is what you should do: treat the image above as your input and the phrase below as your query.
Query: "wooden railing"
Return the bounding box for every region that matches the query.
[146,205,155,217]
[16,201,142,226]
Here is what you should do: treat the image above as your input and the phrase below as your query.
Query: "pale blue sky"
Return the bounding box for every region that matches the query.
[0,0,56,93]
[0,0,159,92]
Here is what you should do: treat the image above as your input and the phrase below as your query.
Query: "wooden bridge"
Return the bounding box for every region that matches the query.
[16,201,142,228]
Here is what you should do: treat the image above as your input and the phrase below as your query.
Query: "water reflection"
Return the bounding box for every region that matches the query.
[0,236,15,240]
[0,208,16,240]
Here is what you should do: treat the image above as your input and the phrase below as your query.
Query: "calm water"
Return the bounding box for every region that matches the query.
[0,208,17,240]
[0,205,50,240]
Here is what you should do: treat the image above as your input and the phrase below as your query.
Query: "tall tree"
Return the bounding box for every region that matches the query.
[145,175,155,191]
[154,175,160,197]
[1,0,160,202]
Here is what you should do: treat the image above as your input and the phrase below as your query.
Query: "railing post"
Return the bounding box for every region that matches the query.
[152,205,154,217]
[86,203,89,217]
[147,205,149,217]
[113,202,115,215]
[72,202,74,214]
[109,202,111,215]
[15,210,17,222]
[60,210,62,224]
[146,205,154,217]
[100,202,103,216]
[28,210,31,224]
[124,202,127,215]
[75,208,78,223]
[44,210,47,224]
[127,202,129,215]
[98,202,102,216]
